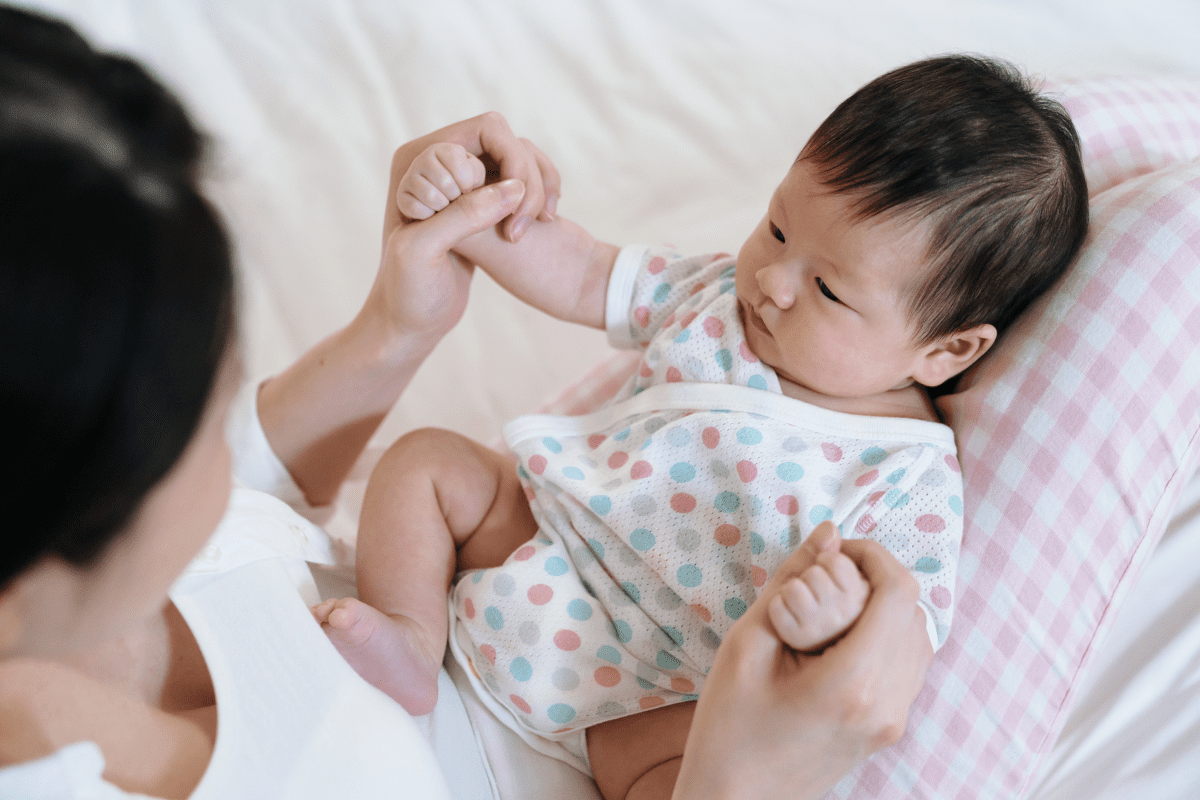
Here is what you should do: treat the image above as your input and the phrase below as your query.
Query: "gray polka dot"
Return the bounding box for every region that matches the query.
[492,573,516,596]
[608,585,634,606]
[573,545,596,566]
[484,672,500,691]
[722,562,747,584]
[518,621,540,645]
[618,544,641,566]
[710,460,730,479]
[921,470,948,487]
[553,668,580,691]
[597,701,626,717]
[782,436,807,452]
[645,417,668,434]
[579,455,598,468]
[631,495,658,515]
[701,627,722,650]
[651,627,675,650]
[636,662,660,682]
[656,586,683,610]
[603,478,623,490]
[646,346,661,363]
[820,475,842,495]
[675,528,700,552]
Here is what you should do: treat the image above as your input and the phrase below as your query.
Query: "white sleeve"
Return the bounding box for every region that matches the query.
[604,244,651,350]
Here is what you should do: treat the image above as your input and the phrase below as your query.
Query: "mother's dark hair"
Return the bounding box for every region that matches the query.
[0,6,234,589]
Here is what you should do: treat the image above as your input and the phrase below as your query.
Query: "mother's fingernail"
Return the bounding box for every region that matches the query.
[547,194,559,218]
[510,215,530,241]
[497,178,525,205]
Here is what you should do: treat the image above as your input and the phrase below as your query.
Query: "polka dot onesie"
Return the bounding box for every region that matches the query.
[448,245,962,747]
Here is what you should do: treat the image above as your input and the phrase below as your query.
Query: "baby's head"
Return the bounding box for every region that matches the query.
[736,55,1088,398]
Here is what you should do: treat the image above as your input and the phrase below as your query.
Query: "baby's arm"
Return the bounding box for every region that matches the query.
[396,141,618,329]
[767,547,870,652]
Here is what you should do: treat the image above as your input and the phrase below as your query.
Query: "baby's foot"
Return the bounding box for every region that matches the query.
[766,547,870,653]
[311,597,442,715]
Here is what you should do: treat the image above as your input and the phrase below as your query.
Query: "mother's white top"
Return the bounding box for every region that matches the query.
[0,386,472,799]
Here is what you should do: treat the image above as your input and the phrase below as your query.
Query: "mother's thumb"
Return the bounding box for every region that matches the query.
[404,179,525,258]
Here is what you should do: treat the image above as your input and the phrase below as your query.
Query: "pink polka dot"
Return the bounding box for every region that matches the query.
[738,341,758,363]
[514,545,536,561]
[554,630,581,651]
[855,469,878,487]
[714,524,741,547]
[639,361,653,378]
[639,696,666,709]
[664,312,676,328]
[689,282,707,296]
[634,306,650,328]
[528,584,553,605]
[510,694,532,714]
[710,252,732,262]
[480,644,496,664]
[703,316,726,338]
[679,311,698,328]
[671,677,695,693]
[528,455,546,475]
[855,514,877,535]
[665,367,683,383]
[916,514,946,533]
[608,451,629,469]
[702,427,720,448]
[736,460,757,482]
[671,493,697,513]
[691,603,712,622]
[630,460,653,479]
[868,491,886,506]
[587,434,606,449]
[523,486,536,501]
[945,454,961,473]
[821,442,843,462]
[594,666,621,687]
[464,598,476,619]
[776,495,799,515]
[751,565,767,587]
[931,586,952,609]
[648,255,667,274]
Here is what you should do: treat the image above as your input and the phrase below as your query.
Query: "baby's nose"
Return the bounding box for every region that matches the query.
[757,263,796,309]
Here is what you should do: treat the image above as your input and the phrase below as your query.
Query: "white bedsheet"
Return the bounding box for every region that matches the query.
[18,2,1200,797]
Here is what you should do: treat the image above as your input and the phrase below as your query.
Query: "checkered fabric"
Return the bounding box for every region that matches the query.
[535,76,1200,798]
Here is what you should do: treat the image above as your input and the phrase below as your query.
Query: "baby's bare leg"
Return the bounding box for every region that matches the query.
[311,428,538,714]
[587,701,694,800]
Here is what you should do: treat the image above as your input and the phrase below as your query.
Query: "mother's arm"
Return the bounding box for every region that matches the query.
[674,523,934,800]
[256,114,553,505]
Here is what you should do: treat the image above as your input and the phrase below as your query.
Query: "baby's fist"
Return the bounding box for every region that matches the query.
[397,143,487,221]
[767,550,869,652]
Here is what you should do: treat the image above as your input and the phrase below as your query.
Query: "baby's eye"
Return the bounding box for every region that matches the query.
[770,222,785,243]
[816,278,842,304]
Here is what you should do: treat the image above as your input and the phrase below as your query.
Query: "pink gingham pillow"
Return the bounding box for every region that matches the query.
[535,76,1200,799]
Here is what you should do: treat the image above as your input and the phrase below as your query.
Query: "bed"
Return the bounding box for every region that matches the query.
[20,1,1200,798]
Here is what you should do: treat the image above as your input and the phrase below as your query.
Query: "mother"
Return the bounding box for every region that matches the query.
[0,7,931,798]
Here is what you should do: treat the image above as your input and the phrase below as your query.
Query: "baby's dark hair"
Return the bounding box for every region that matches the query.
[801,54,1088,347]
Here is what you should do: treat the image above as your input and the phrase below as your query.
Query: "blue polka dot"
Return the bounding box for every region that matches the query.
[485,606,504,630]
[510,657,532,681]
[720,280,735,294]
[633,386,645,395]
[667,428,691,446]
[661,626,685,647]
[748,375,768,390]
[590,495,612,515]
[568,599,594,620]
[542,437,563,454]
[861,447,888,466]
[885,489,910,509]
[518,466,530,480]
[677,564,703,587]
[621,582,641,604]
[715,349,733,371]
[674,328,691,343]
[776,462,804,481]
[653,283,672,303]
[639,437,653,450]
[915,557,942,574]
[670,462,696,482]
[588,539,605,558]
[562,466,584,480]
[630,528,656,551]
[612,620,633,643]
[724,597,748,620]
[886,468,907,484]
[597,645,622,665]
[657,651,682,670]
[548,703,576,724]
[636,677,655,690]
[470,570,484,584]
[736,427,763,445]
[750,531,765,555]
[720,265,736,279]
[715,491,740,512]
[809,505,833,524]
[614,428,631,441]
[948,495,963,516]
[545,556,568,576]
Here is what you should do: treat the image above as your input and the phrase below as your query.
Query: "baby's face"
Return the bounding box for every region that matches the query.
[735,161,936,399]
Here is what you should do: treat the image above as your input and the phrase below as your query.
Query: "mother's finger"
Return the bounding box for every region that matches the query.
[524,137,561,220]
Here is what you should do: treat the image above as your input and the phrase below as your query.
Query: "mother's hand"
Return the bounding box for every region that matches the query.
[673,522,934,800]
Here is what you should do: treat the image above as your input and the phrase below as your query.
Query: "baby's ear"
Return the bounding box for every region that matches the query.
[912,323,996,388]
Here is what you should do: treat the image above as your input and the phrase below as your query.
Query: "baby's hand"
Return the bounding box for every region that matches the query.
[767,548,870,652]
[396,142,489,221]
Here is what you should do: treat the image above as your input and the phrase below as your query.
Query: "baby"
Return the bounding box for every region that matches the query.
[312,55,1087,799]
